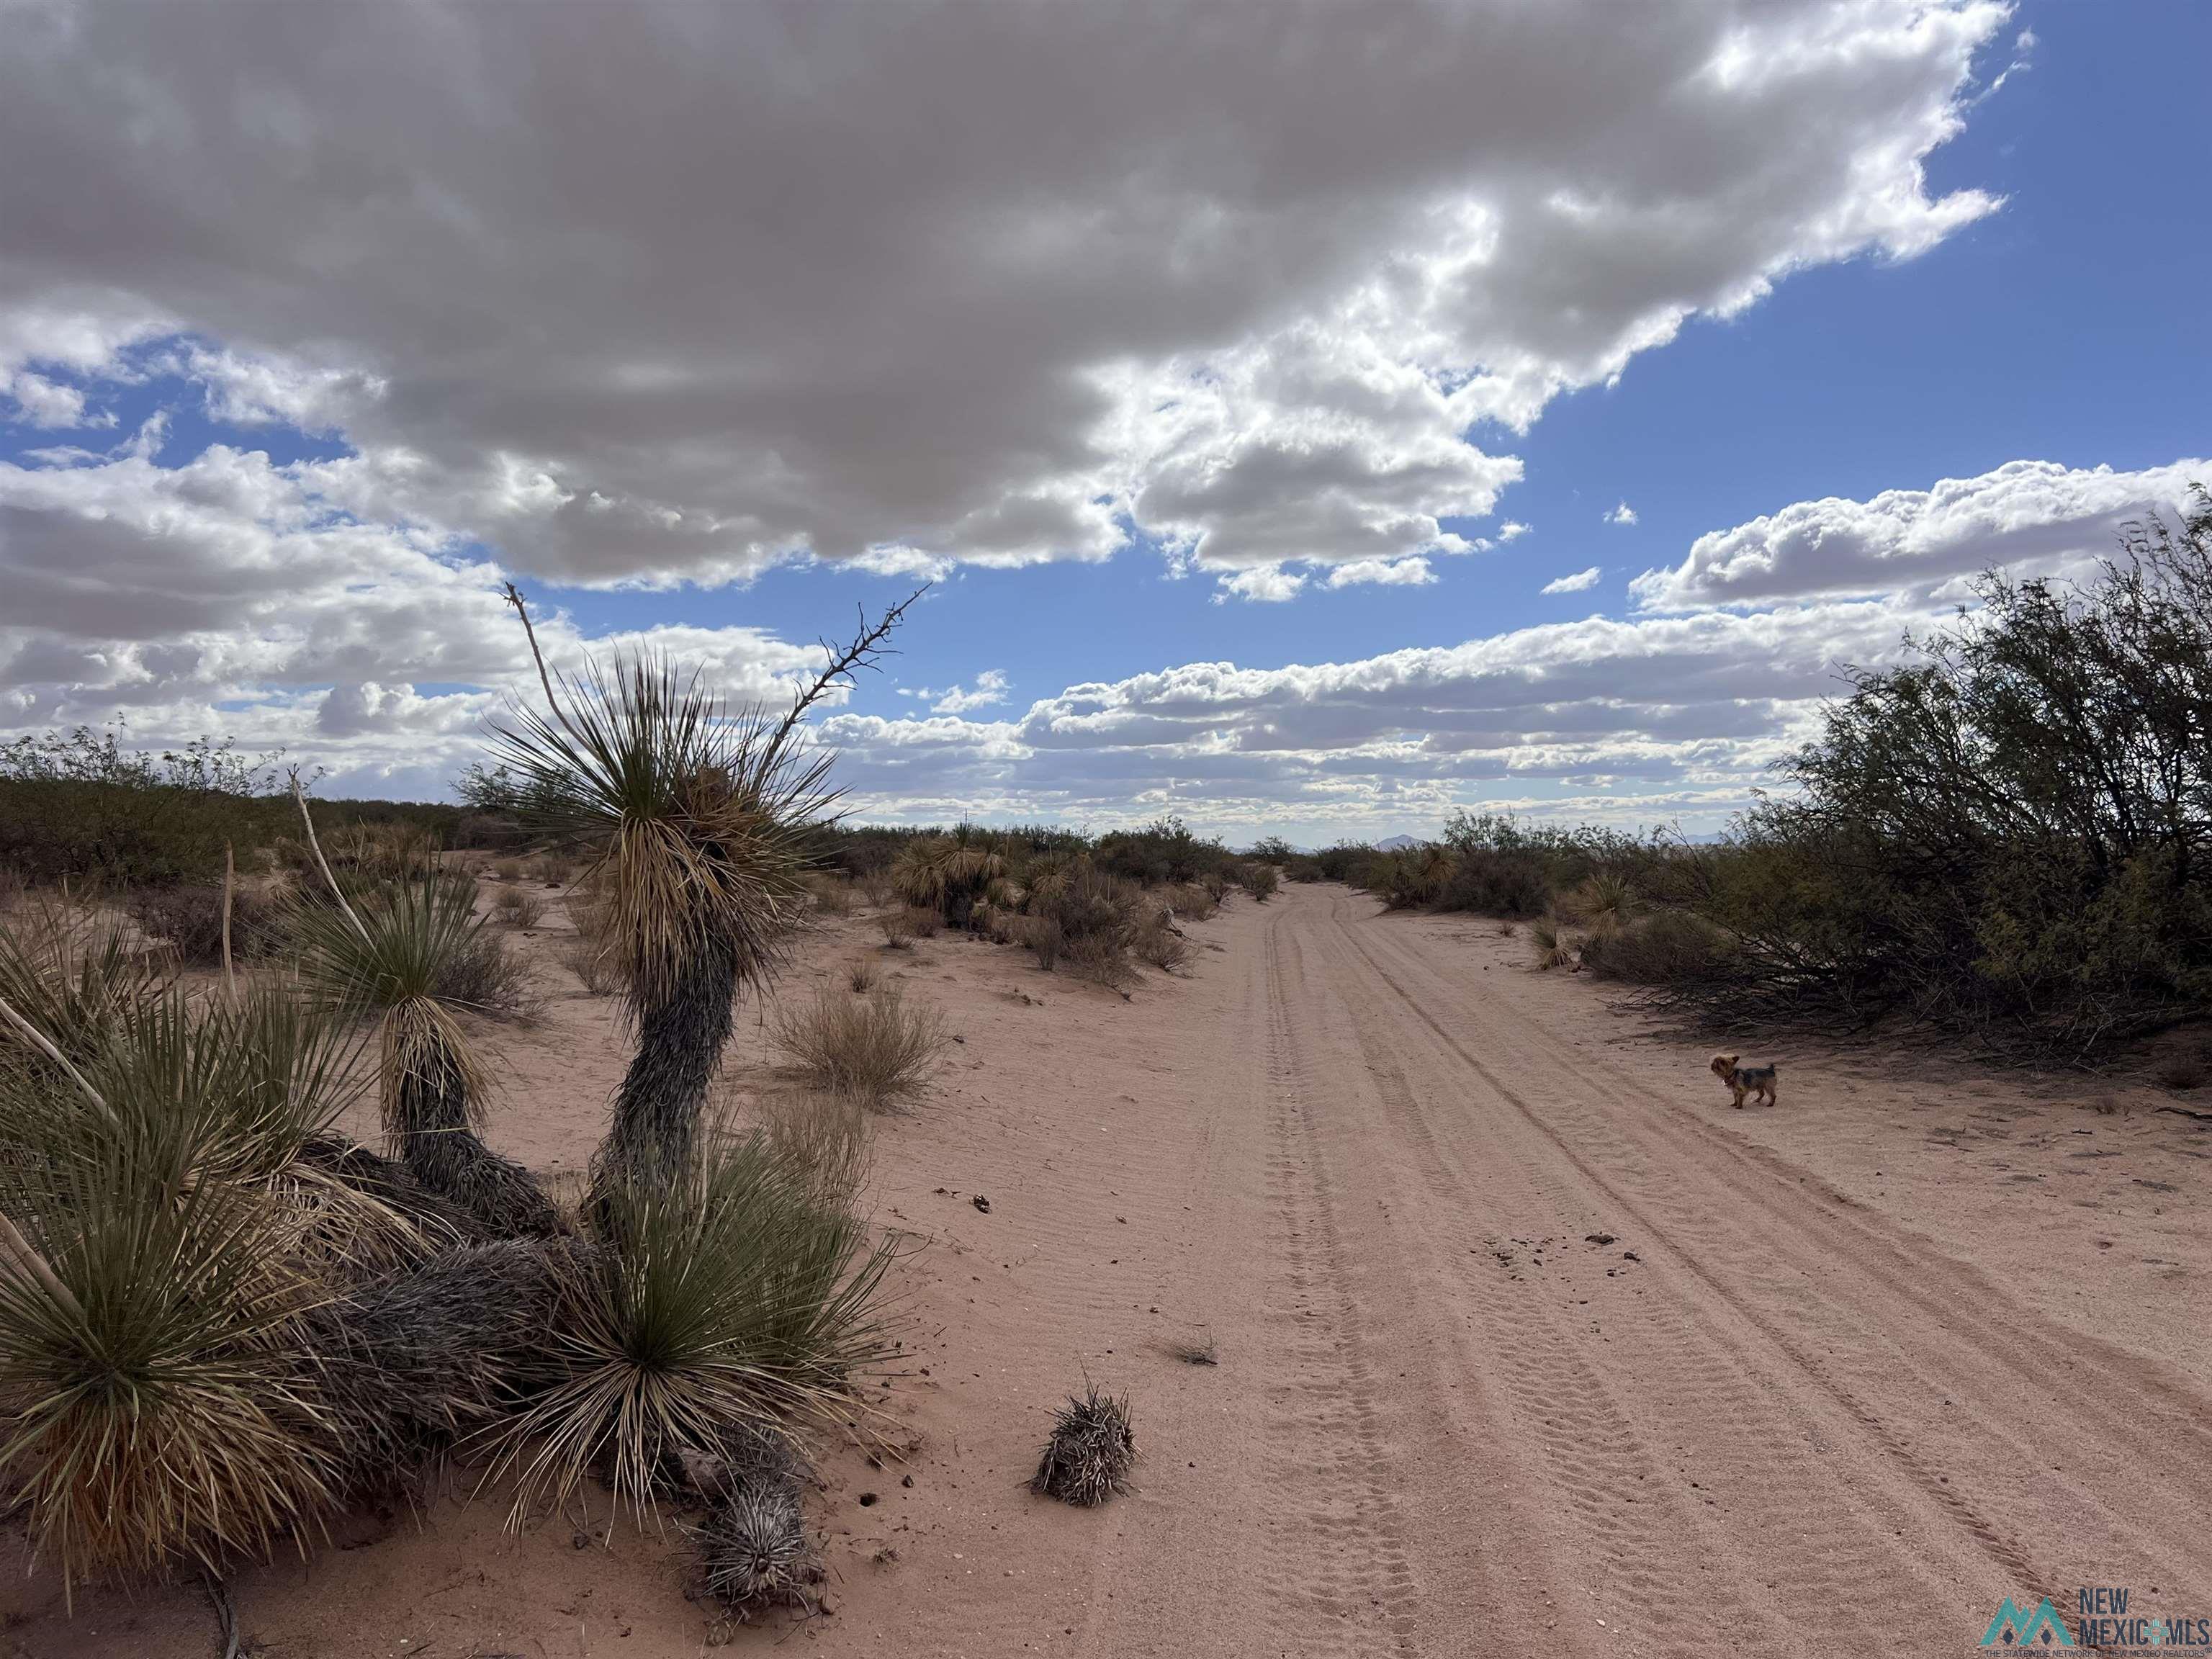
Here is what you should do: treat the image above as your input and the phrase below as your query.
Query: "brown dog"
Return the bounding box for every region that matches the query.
[1710,1053,1779,1108]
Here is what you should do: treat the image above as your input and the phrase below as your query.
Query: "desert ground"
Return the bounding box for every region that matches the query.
[8,881,2211,1659]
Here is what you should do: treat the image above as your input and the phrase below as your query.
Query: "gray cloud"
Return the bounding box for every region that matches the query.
[3,0,2005,588]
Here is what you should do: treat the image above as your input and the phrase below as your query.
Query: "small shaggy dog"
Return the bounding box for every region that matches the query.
[1710,1053,1779,1109]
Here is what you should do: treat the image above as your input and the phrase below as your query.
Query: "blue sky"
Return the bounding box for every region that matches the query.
[3,1,2207,842]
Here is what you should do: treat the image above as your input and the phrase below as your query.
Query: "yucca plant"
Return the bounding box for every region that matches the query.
[286,857,559,1238]
[1563,870,1636,940]
[0,969,398,1596]
[893,827,1007,930]
[1529,914,1581,971]
[492,585,916,1190]
[486,1107,898,1521]
[0,1142,335,1596]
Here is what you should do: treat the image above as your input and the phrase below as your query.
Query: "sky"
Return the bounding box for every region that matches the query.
[2,0,2207,845]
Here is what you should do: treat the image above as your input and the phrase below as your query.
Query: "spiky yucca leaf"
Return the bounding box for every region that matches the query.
[487,1108,896,1522]
[0,899,167,1082]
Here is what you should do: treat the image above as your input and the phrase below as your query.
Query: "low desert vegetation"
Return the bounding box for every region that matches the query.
[0,588,919,1624]
[771,984,948,1108]
[491,884,546,930]
[1338,494,2212,1064]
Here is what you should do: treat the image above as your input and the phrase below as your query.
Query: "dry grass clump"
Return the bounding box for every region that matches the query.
[804,873,855,917]
[878,910,915,950]
[770,985,948,1108]
[847,956,879,993]
[901,904,941,939]
[2154,1033,2210,1092]
[560,937,622,995]
[1165,1330,1218,1366]
[492,857,526,882]
[1031,1385,1136,1506]
[492,884,546,930]
[1164,883,1218,922]
[1133,916,1190,973]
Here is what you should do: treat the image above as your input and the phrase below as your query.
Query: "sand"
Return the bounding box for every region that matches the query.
[8,881,2211,1658]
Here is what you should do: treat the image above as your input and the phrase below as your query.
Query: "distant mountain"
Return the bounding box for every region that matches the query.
[1375,834,1423,851]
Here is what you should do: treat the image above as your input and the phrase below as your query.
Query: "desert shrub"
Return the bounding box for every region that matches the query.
[1022,855,1138,983]
[1022,914,1064,970]
[1663,495,2212,1059]
[433,929,542,1020]
[561,938,622,995]
[492,858,526,882]
[1094,816,1233,886]
[847,956,879,993]
[1579,909,1730,984]
[1435,849,1552,918]
[770,986,948,1107]
[1283,855,1325,883]
[492,884,546,929]
[1238,860,1280,903]
[1164,882,1219,922]
[1315,842,1380,884]
[124,881,285,966]
[878,910,915,950]
[1133,917,1190,972]
[804,872,854,916]
[0,730,294,887]
[902,904,941,939]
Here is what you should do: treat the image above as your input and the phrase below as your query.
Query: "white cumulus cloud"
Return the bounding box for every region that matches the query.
[1542,566,1601,594]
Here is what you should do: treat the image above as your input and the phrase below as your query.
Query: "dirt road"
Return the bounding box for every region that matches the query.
[12,881,2210,1658]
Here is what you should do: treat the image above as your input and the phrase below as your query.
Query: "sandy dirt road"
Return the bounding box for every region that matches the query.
[11,881,2211,1658]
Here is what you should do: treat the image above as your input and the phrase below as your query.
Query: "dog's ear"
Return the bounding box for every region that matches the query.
[1726,1054,1740,1067]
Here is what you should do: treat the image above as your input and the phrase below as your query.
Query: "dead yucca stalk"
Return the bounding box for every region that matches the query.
[1031,1385,1136,1506]
[493,585,920,1191]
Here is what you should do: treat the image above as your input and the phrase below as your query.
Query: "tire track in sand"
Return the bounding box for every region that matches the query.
[1254,914,1420,1656]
